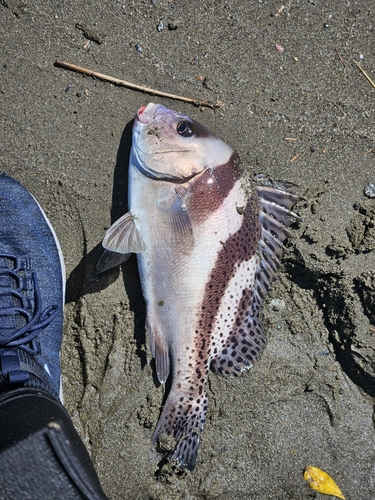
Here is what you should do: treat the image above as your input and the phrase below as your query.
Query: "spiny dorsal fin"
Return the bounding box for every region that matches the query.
[256,185,300,299]
[257,185,299,211]
[102,212,146,254]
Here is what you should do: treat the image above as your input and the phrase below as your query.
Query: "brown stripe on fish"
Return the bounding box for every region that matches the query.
[191,193,260,376]
[190,118,219,139]
[181,152,241,225]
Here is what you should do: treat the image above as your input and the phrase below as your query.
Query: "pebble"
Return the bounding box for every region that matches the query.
[135,44,143,53]
[157,21,164,32]
[270,298,285,311]
[364,182,375,198]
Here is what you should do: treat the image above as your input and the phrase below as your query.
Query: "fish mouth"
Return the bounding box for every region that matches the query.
[136,102,157,125]
[133,144,204,183]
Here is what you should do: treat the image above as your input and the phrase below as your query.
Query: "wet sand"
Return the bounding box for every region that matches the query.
[1,1,375,498]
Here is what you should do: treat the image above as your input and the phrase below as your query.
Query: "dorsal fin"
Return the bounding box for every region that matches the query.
[256,185,300,300]
[211,186,299,377]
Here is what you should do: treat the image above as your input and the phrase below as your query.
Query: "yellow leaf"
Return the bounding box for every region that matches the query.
[303,466,345,499]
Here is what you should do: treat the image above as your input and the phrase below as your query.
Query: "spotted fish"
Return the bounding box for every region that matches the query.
[98,103,298,470]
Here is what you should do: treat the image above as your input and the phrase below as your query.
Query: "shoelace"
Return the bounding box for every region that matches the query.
[0,256,59,355]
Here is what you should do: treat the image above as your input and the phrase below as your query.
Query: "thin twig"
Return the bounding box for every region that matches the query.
[54,60,222,109]
[354,60,375,89]
[335,48,346,68]
[275,4,285,16]
[289,153,300,163]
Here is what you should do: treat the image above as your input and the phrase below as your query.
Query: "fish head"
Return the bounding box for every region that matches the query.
[132,103,234,183]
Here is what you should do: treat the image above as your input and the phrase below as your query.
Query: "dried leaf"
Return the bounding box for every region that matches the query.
[303,466,345,499]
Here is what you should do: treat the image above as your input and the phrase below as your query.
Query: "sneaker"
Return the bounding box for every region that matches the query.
[0,174,65,400]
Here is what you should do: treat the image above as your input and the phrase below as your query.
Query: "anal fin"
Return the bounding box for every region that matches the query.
[146,319,170,384]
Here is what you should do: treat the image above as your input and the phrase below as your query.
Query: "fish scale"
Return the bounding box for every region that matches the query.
[98,103,299,471]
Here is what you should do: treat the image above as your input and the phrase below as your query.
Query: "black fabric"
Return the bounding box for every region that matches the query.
[0,388,108,500]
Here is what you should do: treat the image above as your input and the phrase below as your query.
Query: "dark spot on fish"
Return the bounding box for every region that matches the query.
[158,300,164,306]
[147,127,161,138]
[189,118,216,139]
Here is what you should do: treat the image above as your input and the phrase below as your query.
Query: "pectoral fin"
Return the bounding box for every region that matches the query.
[157,189,194,251]
[102,212,146,254]
[96,249,131,274]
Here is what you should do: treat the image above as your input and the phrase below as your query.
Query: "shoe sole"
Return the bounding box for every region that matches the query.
[32,194,66,403]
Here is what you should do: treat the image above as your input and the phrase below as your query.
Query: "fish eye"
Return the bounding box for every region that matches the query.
[176,121,194,137]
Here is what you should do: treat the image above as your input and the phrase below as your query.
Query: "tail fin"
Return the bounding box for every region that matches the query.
[152,389,207,471]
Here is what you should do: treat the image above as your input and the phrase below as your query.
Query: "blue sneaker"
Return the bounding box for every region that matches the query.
[0,174,65,400]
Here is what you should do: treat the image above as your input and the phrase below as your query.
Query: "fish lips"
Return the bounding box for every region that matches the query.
[136,104,153,124]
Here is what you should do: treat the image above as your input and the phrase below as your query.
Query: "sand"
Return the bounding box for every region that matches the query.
[1,0,375,498]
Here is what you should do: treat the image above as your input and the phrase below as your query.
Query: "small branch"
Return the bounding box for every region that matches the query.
[353,60,375,89]
[289,153,300,163]
[54,60,222,109]
[335,48,346,68]
[275,4,285,16]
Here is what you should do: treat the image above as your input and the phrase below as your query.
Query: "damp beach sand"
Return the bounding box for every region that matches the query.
[1,1,375,498]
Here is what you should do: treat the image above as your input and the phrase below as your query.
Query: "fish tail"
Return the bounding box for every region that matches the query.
[152,388,207,471]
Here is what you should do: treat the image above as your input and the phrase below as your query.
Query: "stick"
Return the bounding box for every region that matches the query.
[54,60,222,109]
[335,48,346,68]
[354,61,375,89]
[289,153,300,163]
[275,5,285,16]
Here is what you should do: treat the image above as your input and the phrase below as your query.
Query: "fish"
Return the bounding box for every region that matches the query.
[98,103,299,471]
